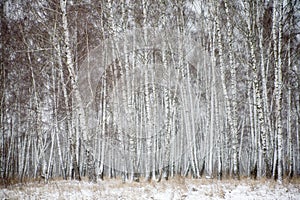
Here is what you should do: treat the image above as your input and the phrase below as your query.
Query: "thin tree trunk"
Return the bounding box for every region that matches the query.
[209,40,215,178]
[273,0,283,183]
[60,0,96,182]
[247,2,271,177]
[287,2,293,179]
[216,4,237,179]
[161,37,171,181]
[224,0,239,179]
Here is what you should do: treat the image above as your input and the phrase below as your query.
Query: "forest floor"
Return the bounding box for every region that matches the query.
[0,177,299,199]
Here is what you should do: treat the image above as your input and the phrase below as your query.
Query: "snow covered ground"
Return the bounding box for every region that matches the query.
[1,177,299,199]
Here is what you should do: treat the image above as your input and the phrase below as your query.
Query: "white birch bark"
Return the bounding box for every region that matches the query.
[50,24,67,179]
[99,72,106,180]
[257,5,271,154]
[216,4,237,179]
[128,2,139,181]
[24,37,47,180]
[162,36,171,180]
[273,0,283,183]
[209,47,215,178]
[247,69,258,178]
[210,21,222,179]
[60,0,96,182]
[97,4,106,181]
[54,21,80,180]
[287,2,293,178]
[186,42,200,178]
[141,0,153,181]
[224,0,239,179]
[246,1,271,178]
[296,87,300,178]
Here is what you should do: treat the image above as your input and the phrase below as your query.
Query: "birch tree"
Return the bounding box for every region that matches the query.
[224,0,239,179]
[247,0,272,178]
[216,1,239,179]
[60,0,96,182]
[273,0,283,183]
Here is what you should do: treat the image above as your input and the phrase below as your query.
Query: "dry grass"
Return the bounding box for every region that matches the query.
[1,175,299,200]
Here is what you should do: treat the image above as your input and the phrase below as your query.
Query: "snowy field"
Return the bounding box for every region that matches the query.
[1,177,299,200]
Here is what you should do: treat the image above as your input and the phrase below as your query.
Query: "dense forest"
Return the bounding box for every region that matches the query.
[0,0,299,185]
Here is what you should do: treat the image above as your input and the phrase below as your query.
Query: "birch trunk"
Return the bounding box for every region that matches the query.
[60,0,96,182]
[0,1,7,182]
[210,21,222,179]
[55,27,79,180]
[24,39,46,180]
[216,4,236,179]
[273,0,283,183]
[287,2,293,178]
[129,2,138,182]
[52,61,66,179]
[258,10,271,157]
[247,1,271,178]
[141,0,153,181]
[209,47,215,178]
[224,0,239,179]
[162,37,171,180]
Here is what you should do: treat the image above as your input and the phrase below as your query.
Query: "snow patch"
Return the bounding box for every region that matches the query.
[1,178,299,200]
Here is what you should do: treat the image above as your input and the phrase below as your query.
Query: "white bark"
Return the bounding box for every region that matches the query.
[216,3,238,179]
[246,1,271,178]
[287,2,293,178]
[162,36,171,180]
[273,0,283,183]
[224,0,239,179]
[257,8,271,154]
[60,0,96,182]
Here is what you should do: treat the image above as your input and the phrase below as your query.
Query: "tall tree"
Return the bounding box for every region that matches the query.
[273,0,283,183]
[60,0,96,182]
